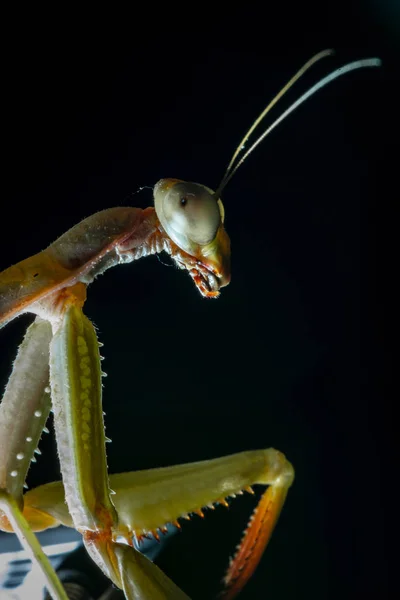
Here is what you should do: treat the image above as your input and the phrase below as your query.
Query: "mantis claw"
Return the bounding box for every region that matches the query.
[220,481,292,599]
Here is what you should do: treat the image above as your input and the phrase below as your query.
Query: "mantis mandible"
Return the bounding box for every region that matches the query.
[0,50,380,599]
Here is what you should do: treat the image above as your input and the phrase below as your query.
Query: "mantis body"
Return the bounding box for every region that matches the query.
[0,51,380,599]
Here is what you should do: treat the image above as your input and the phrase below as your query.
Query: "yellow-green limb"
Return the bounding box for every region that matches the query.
[24,448,294,599]
[115,542,190,599]
[0,490,68,600]
[0,318,52,522]
[220,481,291,599]
[49,301,117,533]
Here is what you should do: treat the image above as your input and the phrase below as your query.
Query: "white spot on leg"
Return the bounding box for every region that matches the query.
[10,470,18,477]
[16,453,24,460]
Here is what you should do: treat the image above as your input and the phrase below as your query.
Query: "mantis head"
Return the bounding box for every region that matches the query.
[154,50,381,298]
[154,178,230,297]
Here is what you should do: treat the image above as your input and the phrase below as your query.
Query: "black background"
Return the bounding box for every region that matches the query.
[0,2,395,599]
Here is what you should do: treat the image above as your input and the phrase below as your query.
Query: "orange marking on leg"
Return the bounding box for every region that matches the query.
[218,498,229,508]
[83,527,112,545]
[151,529,161,542]
[135,531,153,545]
[44,282,87,318]
[81,502,115,547]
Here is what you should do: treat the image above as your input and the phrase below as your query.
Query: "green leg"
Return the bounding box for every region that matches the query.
[25,448,294,599]
[0,318,67,600]
[49,300,193,598]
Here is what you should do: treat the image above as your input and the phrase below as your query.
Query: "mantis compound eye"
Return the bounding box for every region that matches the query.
[154,179,223,251]
[154,178,230,294]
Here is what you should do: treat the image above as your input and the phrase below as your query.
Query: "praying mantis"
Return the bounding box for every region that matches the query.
[0,50,380,599]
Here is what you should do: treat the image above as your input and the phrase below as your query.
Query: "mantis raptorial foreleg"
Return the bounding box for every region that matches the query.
[17,448,294,599]
[0,319,52,502]
[0,283,294,599]
[45,283,192,598]
[0,318,68,600]
[0,283,191,600]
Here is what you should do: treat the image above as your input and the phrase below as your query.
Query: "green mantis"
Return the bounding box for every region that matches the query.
[0,50,380,599]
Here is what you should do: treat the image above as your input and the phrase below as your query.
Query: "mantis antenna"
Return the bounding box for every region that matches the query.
[214,51,382,198]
